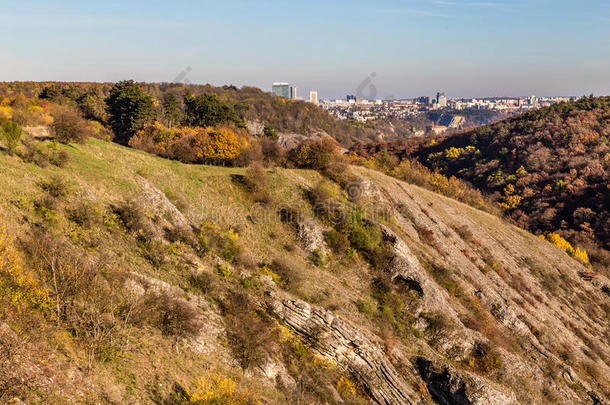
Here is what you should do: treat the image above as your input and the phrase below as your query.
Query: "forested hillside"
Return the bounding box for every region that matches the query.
[351,97,610,265]
[0,81,382,145]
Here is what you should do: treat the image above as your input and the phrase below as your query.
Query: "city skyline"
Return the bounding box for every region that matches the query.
[1,1,610,99]
[270,82,573,102]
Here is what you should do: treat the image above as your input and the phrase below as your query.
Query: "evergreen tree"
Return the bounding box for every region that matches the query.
[162,93,183,128]
[106,80,155,143]
[1,121,23,155]
[263,125,278,139]
[183,93,241,128]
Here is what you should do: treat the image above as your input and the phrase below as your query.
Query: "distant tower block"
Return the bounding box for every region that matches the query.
[272,82,290,98]
[309,91,318,104]
[436,92,447,108]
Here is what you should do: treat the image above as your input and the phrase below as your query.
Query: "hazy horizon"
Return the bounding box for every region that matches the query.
[2,0,609,99]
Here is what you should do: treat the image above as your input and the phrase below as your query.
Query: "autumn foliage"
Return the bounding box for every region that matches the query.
[185,373,260,404]
[290,136,339,169]
[204,127,242,163]
[129,122,245,164]
[541,233,590,265]
[0,226,50,311]
[352,96,610,251]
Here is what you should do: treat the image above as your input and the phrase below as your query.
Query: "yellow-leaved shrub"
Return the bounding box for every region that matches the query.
[185,374,259,405]
[336,375,357,397]
[540,233,590,265]
[0,226,51,310]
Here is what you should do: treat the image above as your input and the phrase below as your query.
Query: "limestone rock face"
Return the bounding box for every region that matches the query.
[268,296,418,405]
[382,225,460,323]
[135,175,190,230]
[267,294,528,405]
[278,132,322,150]
[255,358,296,390]
[297,218,327,254]
[246,120,264,136]
[416,357,518,405]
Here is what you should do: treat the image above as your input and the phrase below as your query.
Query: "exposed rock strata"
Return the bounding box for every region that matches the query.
[268,295,417,405]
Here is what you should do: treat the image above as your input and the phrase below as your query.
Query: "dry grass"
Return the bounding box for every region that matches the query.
[131,289,203,338]
[460,296,518,354]
[0,136,607,404]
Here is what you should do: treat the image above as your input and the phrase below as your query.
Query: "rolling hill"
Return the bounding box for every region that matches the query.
[0,81,391,146]
[0,136,608,404]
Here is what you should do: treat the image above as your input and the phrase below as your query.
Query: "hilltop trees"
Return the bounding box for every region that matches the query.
[162,93,183,128]
[77,90,108,122]
[106,81,155,144]
[184,93,241,128]
[202,127,241,164]
[129,123,244,165]
[40,84,108,123]
[51,108,91,144]
[8,81,385,146]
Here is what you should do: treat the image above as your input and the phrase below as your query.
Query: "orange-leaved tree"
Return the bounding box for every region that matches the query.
[129,121,181,156]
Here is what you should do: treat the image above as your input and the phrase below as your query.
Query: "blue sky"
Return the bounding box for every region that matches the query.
[1,0,609,99]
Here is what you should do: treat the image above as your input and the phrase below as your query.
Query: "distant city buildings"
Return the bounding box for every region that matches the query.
[436,92,447,108]
[272,82,290,98]
[309,91,318,104]
[272,82,298,99]
[273,82,573,132]
[319,92,575,129]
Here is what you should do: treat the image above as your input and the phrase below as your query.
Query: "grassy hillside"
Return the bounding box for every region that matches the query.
[0,138,608,404]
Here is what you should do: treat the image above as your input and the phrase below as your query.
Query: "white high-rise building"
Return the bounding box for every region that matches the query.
[309,91,318,104]
[290,86,297,99]
[437,92,447,108]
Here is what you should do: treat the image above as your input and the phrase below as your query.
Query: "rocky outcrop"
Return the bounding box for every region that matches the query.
[135,175,190,230]
[382,225,461,324]
[416,358,518,405]
[268,295,418,405]
[297,218,327,254]
[24,126,51,139]
[246,120,264,136]
[267,293,525,405]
